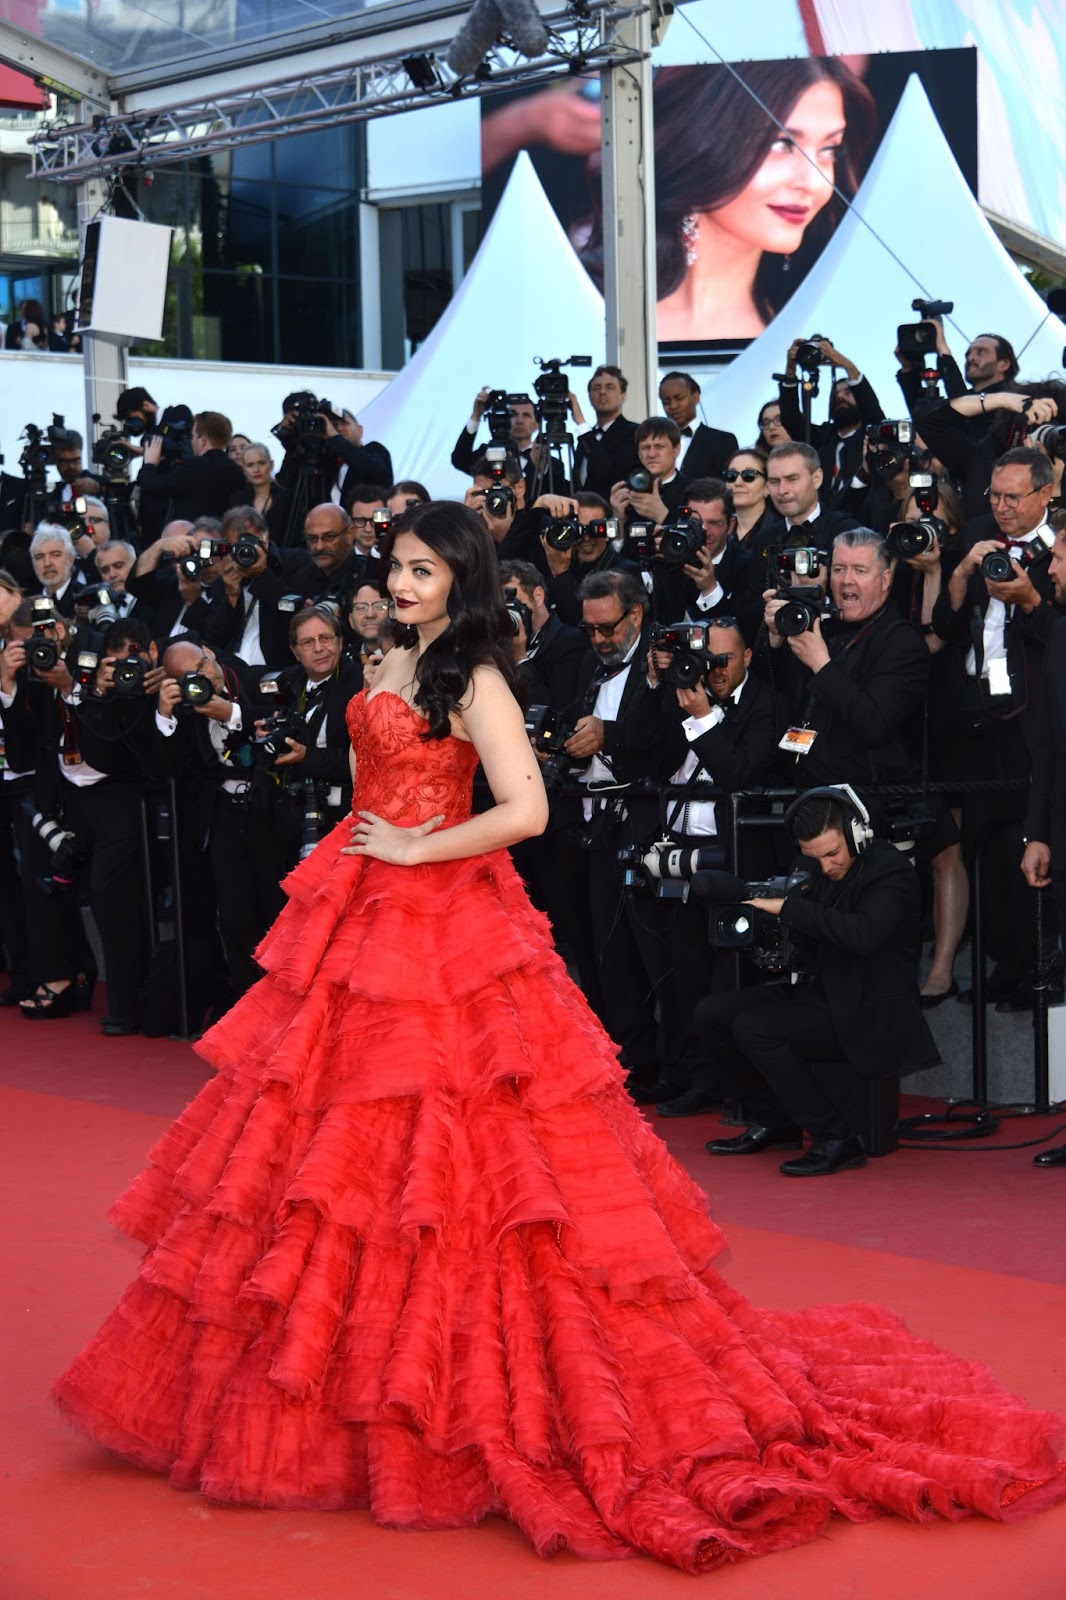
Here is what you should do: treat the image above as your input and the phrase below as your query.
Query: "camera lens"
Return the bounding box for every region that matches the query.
[775,601,813,638]
[627,468,651,493]
[666,650,706,690]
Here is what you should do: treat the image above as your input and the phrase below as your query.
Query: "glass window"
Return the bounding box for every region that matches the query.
[275,188,357,276]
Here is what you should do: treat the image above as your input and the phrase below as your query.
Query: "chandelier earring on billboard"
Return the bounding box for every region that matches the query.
[680,213,699,267]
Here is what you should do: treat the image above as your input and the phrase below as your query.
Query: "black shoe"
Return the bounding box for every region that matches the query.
[994,980,1066,1014]
[100,1014,141,1037]
[656,1088,720,1117]
[920,979,959,1009]
[19,983,75,1021]
[625,1077,676,1106]
[780,1135,867,1177]
[1033,1144,1066,1167]
[0,981,35,1007]
[957,970,1026,1005]
[705,1124,804,1156]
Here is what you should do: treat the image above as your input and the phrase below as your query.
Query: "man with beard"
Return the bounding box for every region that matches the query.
[777,337,885,507]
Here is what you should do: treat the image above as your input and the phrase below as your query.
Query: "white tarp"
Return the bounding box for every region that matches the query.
[698,75,1066,439]
[357,151,606,500]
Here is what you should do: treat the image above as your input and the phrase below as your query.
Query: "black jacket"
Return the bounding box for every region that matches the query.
[138,450,250,540]
[519,612,590,720]
[779,375,884,504]
[267,658,362,823]
[450,426,551,496]
[124,565,211,639]
[779,839,940,1078]
[1,676,156,786]
[276,435,392,500]
[1024,615,1066,863]
[680,423,740,482]
[761,606,930,787]
[659,673,780,851]
[572,416,640,500]
[201,569,300,671]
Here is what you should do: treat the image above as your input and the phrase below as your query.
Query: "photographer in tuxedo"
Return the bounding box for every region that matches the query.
[201,508,298,670]
[658,371,738,480]
[572,365,640,499]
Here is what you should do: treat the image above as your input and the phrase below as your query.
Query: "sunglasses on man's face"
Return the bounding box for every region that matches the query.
[723,467,766,483]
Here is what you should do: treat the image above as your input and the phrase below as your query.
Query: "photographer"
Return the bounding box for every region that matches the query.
[637,619,780,1115]
[609,417,690,527]
[283,503,365,606]
[745,444,862,615]
[451,389,546,494]
[778,338,885,503]
[1,607,158,1032]
[247,603,361,883]
[201,508,294,670]
[347,581,390,669]
[50,428,85,503]
[901,328,1017,423]
[70,497,111,583]
[699,787,939,1175]
[94,541,136,608]
[28,524,85,617]
[153,637,258,999]
[762,528,930,789]
[658,371,739,478]
[931,447,1060,1009]
[126,518,214,638]
[916,384,1065,520]
[138,410,250,536]
[465,452,540,562]
[572,365,639,497]
[536,492,634,626]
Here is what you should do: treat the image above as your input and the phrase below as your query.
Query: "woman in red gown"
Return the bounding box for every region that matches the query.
[54,503,1065,1572]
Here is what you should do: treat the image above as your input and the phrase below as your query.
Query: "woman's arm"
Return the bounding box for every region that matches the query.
[345,667,547,865]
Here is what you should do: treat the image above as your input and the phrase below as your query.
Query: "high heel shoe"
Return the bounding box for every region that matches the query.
[19,983,76,1021]
[73,969,98,1012]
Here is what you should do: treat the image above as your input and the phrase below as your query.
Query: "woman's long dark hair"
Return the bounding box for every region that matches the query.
[378,501,523,741]
[580,59,876,325]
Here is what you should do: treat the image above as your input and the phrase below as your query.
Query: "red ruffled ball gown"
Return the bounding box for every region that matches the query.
[54,689,1066,1572]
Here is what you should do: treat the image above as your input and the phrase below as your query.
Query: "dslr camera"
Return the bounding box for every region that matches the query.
[793,335,831,372]
[773,584,837,638]
[658,507,706,568]
[773,545,821,581]
[23,596,61,675]
[619,519,656,563]
[504,588,533,642]
[866,419,925,479]
[176,670,215,711]
[525,703,561,754]
[650,620,727,690]
[252,670,305,761]
[980,529,1054,584]
[481,446,516,518]
[617,838,725,900]
[886,472,948,559]
[483,389,530,447]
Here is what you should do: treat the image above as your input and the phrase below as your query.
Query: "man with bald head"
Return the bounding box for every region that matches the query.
[126,516,212,636]
[283,501,367,604]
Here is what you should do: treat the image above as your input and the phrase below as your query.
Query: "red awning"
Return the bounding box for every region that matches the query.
[0,64,46,110]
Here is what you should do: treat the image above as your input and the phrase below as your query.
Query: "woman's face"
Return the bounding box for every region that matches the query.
[758,406,789,448]
[707,79,846,256]
[726,453,768,511]
[387,532,453,636]
[243,448,272,487]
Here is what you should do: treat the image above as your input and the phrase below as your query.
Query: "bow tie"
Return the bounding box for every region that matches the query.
[789,521,811,535]
[679,425,693,437]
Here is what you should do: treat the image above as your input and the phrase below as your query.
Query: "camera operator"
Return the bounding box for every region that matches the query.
[658,371,739,479]
[698,786,939,1175]
[28,524,85,617]
[916,384,1065,521]
[931,446,1060,1009]
[499,559,588,710]
[901,328,1017,424]
[465,452,540,562]
[779,339,885,503]
[762,528,930,790]
[572,365,640,497]
[139,410,250,536]
[116,386,159,441]
[535,492,634,626]
[609,417,690,528]
[201,508,294,670]
[126,518,214,637]
[1,606,159,1032]
[275,395,392,508]
[247,603,361,885]
[94,542,136,609]
[637,619,780,1115]
[749,443,862,597]
[1021,514,1066,1164]
[153,637,258,999]
[452,390,547,494]
[49,428,85,508]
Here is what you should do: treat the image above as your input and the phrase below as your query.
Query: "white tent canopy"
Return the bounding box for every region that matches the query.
[698,76,1066,438]
[358,151,606,499]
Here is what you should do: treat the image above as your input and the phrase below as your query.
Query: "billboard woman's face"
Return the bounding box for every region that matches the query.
[708,80,846,256]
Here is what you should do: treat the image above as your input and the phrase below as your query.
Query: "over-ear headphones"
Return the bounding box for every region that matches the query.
[782,783,874,857]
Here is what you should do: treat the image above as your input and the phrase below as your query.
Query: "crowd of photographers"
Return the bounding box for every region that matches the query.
[1,319,1065,1168]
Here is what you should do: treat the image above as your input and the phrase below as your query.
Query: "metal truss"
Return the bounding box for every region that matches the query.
[28,2,649,183]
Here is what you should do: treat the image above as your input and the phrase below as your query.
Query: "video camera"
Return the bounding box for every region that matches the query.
[272,392,340,465]
[702,866,814,971]
[143,404,194,463]
[533,355,591,442]
[650,620,727,690]
[19,415,68,483]
[897,297,953,359]
[483,389,531,448]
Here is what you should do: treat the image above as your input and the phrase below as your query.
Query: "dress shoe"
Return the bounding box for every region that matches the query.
[1033,1144,1066,1167]
[625,1077,676,1106]
[100,1014,141,1037]
[780,1135,867,1177]
[920,979,958,1009]
[705,1124,804,1156]
[656,1088,720,1118]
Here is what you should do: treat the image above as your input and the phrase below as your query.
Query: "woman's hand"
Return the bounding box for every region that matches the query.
[342,810,446,864]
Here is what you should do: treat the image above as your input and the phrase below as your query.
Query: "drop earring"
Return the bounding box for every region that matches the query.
[680,213,699,267]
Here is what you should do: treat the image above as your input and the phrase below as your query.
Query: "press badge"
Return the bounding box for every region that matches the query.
[987,658,1012,697]
[779,726,818,756]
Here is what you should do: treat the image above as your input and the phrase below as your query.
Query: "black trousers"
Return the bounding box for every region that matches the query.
[15,776,96,989]
[949,723,1032,976]
[62,777,150,1019]
[625,889,717,1087]
[211,791,289,997]
[693,985,855,1139]
[512,829,604,1017]
[0,780,29,988]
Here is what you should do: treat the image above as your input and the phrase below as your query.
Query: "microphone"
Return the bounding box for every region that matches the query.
[446,0,548,77]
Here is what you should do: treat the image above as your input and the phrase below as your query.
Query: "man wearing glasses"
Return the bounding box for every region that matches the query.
[285,502,365,606]
[932,447,1062,1011]
[348,584,392,658]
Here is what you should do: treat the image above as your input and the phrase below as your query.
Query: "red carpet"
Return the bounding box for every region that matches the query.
[2,1011,1065,1598]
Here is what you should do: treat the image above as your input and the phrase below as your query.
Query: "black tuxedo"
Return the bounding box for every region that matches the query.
[269,658,362,828]
[679,422,739,481]
[659,674,779,831]
[520,613,590,718]
[572,416,639,500]
[138,449,250,541]
[281,547,374,608]
[778,374,884,506]
[912,395,1022,520]
[276,435,392,503]
[450,425,553,496]
[201,568,301,671]
[1025,616,1066,928]
[124,565,211,639]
